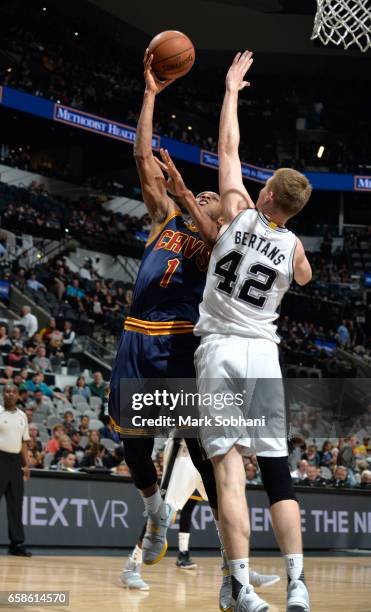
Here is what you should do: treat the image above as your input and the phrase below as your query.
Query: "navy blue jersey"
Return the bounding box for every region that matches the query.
[126,211,210,331]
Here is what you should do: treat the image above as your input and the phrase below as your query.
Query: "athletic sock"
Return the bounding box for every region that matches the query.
[143,489,166,516]
[178,532,190,553]
[215,519,229,573]
[228,558,249,600]
[130,544,143,564]
[284,553,305,583]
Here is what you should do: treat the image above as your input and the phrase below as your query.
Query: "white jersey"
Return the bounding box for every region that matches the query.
[194,209,297,343]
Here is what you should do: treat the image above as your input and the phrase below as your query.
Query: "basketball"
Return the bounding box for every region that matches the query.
[148,30,195,80]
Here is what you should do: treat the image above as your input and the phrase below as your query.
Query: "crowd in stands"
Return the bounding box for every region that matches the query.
[0,0,370,173]
[0,180,150,256]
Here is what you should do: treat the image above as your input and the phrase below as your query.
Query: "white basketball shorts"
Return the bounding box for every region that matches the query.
[194,334,288,459]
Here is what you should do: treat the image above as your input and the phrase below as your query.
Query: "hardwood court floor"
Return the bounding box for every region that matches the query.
[0,554,370,612]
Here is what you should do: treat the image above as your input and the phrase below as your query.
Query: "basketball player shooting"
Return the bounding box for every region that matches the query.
[110,49,279,608]
[193,51,313,611]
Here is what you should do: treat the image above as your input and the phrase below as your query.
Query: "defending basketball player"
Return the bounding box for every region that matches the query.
[110,50,278,608]
[192,52,312,611]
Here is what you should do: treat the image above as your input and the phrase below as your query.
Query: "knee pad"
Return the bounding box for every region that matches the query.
[122,438,157,490]
[257,456,297,506]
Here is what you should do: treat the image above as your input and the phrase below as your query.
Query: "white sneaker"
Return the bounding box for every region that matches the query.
[250,570,280,588]
[287,580,310,611]
[120,558,149,591]
[142,503,175,565]
[219,574,233,612]
[235,586,270,612]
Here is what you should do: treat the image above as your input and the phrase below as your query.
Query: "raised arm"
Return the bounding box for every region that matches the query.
[134,51,177,225]
[218,51,255,223]
[155,149,221,247]
[293,239,312,286]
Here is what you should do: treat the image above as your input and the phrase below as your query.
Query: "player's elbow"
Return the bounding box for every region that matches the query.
[295,267,312,286]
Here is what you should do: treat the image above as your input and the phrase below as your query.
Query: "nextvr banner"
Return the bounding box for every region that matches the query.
[0,475,369,549]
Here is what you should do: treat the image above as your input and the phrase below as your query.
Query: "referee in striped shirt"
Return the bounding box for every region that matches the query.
[0,383,32,556]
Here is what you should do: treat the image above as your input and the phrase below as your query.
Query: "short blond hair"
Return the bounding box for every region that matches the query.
[269,168,312,218]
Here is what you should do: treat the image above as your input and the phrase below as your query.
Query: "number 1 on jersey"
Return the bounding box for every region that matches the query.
[160,258,180,288]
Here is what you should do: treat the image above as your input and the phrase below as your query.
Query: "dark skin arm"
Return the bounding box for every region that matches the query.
[134,51,177,239]
[155,148,221,248]
[21,441,30,480]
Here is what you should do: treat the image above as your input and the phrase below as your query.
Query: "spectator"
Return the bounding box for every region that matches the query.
[303,444,320,466]
[40,318,63,350]
[52,434,73,464]
[27,448,43,469]
[359,470,371,489]
[337,435,358,471]
[89,371,107,400]
[45,424,65,455]
[112,462,130,476]
[301,465,327,487]
[28,423,42,453]
[72,376,91,400]
[104,445,125,469]
[27,274,46,292]
[32,345,52,372]
[88,430,101,446]
[79,414,90,436]
[319,440,334,469]
[81,443,106,468]
[54,450,77,472]
[10,327,23,345]
[7,344,27,369]
[337,320,350,347]
[16,306,38,338]
[62,410,75,435]
[62,321,75,355]
[291,459,309,482]
[0,324,12,348]
[66,278,85,301]
[331,465,351,488]
[0,366,14,385]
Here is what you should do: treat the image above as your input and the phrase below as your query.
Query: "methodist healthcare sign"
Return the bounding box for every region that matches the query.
[1,86,370,193]
[54,104,160,149]
[0,473,369,549]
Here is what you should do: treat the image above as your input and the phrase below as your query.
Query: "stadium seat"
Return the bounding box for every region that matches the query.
[89,418,104,430]
[47,415,62,430]
[84,409,98,419]
[72,394,87,407]
[75,402,90,413]
[90,396,102,410]
[100,438,117,452]
[43,453,55,468]
[50,355,62,374]
[79,436,89,449]
[67,358,81,375]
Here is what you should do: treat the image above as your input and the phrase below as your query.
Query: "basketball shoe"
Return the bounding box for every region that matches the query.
[233,586,269,612]
[121,558,149,590]
[219,570,279,611]
[286,579,310,611]
[142,502,175,565]
[176,551,197,569]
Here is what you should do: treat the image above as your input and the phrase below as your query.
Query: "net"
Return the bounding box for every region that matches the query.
[311,0,371,52]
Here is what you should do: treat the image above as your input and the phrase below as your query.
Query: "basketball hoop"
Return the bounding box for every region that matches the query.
[311,0,371,52]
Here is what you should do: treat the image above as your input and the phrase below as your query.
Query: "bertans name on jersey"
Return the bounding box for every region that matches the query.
[234,230,286,266]
[131,415,266,428]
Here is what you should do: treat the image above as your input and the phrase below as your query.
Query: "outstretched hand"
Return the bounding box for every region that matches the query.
[225,50,253,93]
[144,49,175,95]
[154,148,188,197]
